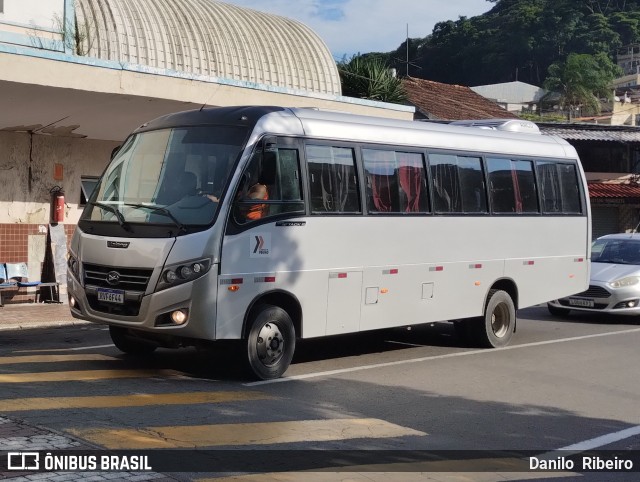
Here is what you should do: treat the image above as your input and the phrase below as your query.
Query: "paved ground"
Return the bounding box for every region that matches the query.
[0,304,170,480]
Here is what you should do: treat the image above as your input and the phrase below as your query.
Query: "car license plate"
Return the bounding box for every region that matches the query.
[569,298,594,308]
[97,288,124,304]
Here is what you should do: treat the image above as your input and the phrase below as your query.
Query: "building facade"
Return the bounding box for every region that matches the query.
[0,0,413,303]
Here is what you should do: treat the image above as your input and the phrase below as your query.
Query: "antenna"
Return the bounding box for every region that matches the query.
[406,24,409,77]
[199,84,220,111]
[394,24,421,77]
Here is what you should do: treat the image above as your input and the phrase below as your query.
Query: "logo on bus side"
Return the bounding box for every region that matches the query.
[107,241,130,249]
[251,233,271,257]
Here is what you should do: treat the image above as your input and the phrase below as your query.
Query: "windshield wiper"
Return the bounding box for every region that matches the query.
[89,201,130,231]
[123,203,187,233]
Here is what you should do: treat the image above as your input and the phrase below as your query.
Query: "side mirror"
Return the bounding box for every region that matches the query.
[261,136,278,164]
[111,145,121,160]
[259,136,278,186]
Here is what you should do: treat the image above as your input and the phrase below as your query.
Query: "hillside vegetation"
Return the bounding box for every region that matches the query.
[372,0,640,87]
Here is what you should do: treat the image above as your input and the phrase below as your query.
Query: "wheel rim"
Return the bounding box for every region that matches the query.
[255,322,285,367]
[491,303,510,338]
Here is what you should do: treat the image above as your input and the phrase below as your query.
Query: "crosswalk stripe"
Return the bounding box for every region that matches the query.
[0,354,115,365]
[0,391,275,411]
[0,369,181,383]
[67,418,426,449]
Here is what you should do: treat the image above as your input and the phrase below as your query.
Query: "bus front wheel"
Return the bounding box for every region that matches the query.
[245,304,296,380]
[470,289,516,348]
[109,326,157,355]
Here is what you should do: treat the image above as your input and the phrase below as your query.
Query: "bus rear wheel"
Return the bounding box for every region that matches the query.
[245,304,296,380]
[109,326,157,355]
[467,289,516,348]
[476,290,516,348]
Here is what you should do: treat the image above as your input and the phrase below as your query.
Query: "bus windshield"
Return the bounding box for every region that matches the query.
[82,125,247,227]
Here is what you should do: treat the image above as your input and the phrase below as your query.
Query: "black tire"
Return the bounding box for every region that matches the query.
[109,326,157,355]
[547,303,571,317]
[472,289,516,348]
[245,304,296,380]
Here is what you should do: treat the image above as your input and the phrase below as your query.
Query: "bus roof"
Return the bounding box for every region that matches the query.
[135,105,578,161]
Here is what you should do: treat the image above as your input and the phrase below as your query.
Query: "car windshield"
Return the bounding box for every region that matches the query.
[591,238,640,265]
[82,125,247,226]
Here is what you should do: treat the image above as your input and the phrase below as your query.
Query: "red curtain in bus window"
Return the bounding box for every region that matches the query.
[371,174,393,212]
[398,166,422,212]
[511,163,523,213]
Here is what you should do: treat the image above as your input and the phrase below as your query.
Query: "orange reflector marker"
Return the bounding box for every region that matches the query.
[380,288,389,294]
[569,274,575,278]
[474,281,481,286]
[228,285,240,292]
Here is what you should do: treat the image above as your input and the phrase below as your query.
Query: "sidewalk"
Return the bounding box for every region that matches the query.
[0,302,86,331]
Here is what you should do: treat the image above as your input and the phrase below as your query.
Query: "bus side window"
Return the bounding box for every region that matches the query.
[362,148,429,213]
[429,153,486,214]
[306,144,361,214]
[487,158,539,214]
[558,163,582,214]
[233,147,304,225]
[538,161,582,214]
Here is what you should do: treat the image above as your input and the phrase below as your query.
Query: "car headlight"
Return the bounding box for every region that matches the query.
[608,276,640,288]
[157,258,212,292]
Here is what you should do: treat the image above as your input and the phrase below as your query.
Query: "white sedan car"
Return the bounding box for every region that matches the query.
[548,233,640,316]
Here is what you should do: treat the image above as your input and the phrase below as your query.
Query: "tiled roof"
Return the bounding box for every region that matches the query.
[538,124,640,142]
[402,77,517,121]
[588,182,640,198]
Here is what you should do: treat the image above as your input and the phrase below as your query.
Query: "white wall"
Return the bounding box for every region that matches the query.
[0,131,118,224]
[0,0,64,29]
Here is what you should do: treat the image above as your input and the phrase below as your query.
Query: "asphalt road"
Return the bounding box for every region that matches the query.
[0,305,639,481]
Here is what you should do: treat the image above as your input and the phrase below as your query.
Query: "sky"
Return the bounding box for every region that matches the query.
[222,0,493,60]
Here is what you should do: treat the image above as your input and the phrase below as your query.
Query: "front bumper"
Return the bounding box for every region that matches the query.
[548,281,640,315]
[66,269,218,340]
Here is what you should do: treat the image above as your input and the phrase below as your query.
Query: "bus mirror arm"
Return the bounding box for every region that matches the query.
[262,135,278,164]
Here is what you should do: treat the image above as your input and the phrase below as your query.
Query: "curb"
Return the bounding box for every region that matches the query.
[0,320,91,331]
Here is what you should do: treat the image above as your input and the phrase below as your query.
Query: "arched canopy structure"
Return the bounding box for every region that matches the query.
[76,0,342,95]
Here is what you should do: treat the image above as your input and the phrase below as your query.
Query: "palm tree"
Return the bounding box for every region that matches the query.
[338,55,407,103]
[543,52,622,121]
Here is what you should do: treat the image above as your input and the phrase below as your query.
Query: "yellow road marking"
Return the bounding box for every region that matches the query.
[0,391,274,411]
[0,369,180,383]
[0,354,115,365]
[67,418,426,449]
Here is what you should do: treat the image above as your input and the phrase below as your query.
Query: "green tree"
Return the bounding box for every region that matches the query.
[338,55,406,103]
[543,52,622,119]
[378,0,640,87]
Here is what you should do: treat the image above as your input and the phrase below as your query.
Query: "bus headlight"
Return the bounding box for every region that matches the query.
[157,258,212,292]
[609,276,640,288]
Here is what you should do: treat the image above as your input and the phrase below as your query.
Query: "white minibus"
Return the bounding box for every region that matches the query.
[67,106,591,379]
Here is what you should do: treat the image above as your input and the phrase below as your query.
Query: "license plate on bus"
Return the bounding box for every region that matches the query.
[569,298,594,308]
[97,288,125,304]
